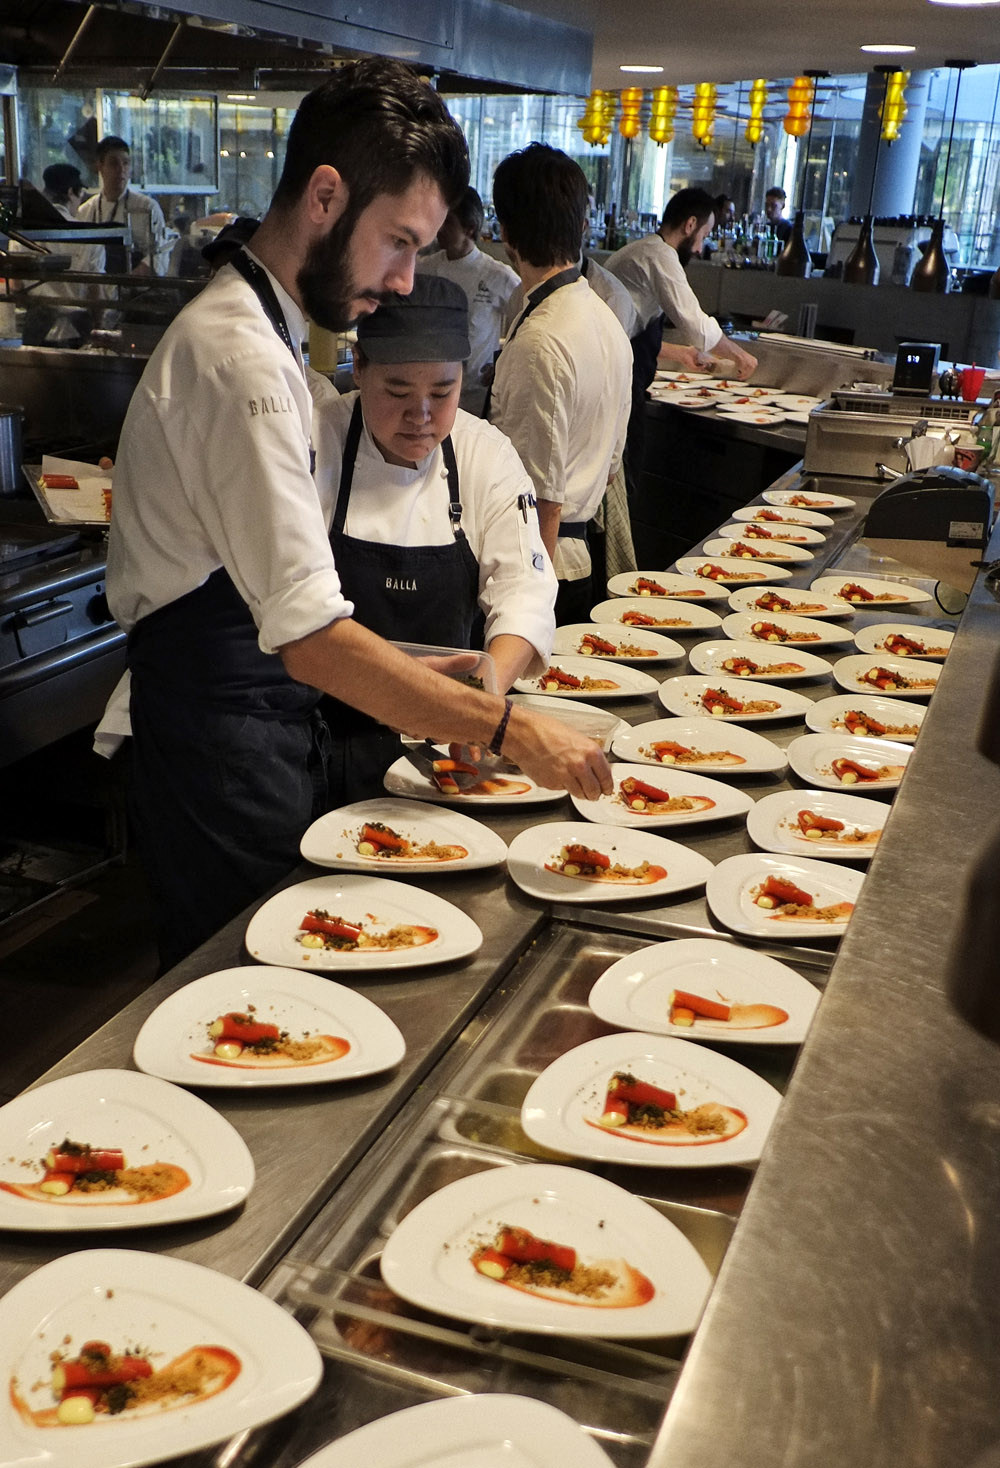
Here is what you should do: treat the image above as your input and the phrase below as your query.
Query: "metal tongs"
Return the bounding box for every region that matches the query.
[402,739,517,791]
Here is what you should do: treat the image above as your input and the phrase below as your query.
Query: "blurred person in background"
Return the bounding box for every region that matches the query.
[764,186,792,244]
[417,187,519,414]
[76,135,176,276]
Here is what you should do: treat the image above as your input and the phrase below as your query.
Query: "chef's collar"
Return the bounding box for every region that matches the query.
[244,246,309,361]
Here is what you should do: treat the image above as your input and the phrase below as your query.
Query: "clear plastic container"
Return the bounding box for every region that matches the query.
[390,640,498,694]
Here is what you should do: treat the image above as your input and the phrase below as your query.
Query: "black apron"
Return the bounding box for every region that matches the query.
[127,250,330,971]
[322,398,481,805]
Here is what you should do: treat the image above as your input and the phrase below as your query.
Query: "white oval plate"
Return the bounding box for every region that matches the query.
[1,1248,321,1468]
[590,596,723,632]
[804,694,925,743]
[654,368,715,381]
[384,754,564,806]
[746,788,888,861]
[588,937,819,1045]
[716,406,787,424]
[716,520,827,546]
[721,611,854,647]
[612,716,788,776]
[0,1070,253,1230]
[675,556,792,585]
[552,622,685,664]
[727,585,850,619]
[507,821,713,904]
[516,656,659,700]
[730,504,833,528]
[133,967,405,1088]
[703,537,815,565]
[521,1033,782,1168]
[572,762,754,829]
[244,874,482,971]
[810,574,933,608]
[379,1162,712,1339]
[658,675,812,722]
[606,571,732,603]
[832,653,940,697]
[786,732,911,791]
[295,1395,616,1468]
[689,639,832,682]
[300,798,507,874]
[771,393,823,411]
[853,622,953,660]
[764,488,856,511]
[706,853,864,940]
[652,389,722,409]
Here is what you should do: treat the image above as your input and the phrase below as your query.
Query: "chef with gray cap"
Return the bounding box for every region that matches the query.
[312,272,557,801]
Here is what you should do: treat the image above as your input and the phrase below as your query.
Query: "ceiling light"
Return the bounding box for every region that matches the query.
[619,64,664,74]
[860,43,917,53]
[928,1,1000,7]
[226,93,252,100]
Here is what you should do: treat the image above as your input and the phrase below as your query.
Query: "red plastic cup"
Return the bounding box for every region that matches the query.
[960,366,986,401]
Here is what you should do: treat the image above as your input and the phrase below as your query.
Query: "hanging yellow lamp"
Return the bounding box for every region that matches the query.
[577,89,613,146]
[783,75,815,137]
[649,85,679,145]
[691,82,718,147]
[745,78,768,146]
[880,71,910,144]
[618,87,644,140]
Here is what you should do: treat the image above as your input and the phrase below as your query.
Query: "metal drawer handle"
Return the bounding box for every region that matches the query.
[13,600,74,628]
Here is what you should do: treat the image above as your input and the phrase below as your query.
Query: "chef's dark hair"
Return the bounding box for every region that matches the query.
[95,135,130,162]
[272,59,468,215]
[491,144,587,267]
[661,188,716,232]
[450,187,485,238]
[42,163,83,202]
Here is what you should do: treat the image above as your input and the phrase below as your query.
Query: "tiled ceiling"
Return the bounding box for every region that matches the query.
[515,0,1000,89]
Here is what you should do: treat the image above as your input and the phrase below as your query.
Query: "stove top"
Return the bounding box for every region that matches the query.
[0,522,82,572]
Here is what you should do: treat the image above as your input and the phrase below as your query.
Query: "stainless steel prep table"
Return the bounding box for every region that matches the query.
[0,469,976,1466]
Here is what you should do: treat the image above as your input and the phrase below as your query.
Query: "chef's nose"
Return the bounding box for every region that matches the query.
[384,251,417,296]
[407,396,432,422]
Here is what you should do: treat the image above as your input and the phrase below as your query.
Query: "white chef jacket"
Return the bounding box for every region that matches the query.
[417,246,520,415]
[489,274,631,582]
[312,390,555,675]
[503,253,637,338]
[106,255,352,654]
[76,187,177,276]
[605,233,724,354]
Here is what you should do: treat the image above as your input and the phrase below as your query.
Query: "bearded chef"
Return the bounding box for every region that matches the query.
[311,273,556,801]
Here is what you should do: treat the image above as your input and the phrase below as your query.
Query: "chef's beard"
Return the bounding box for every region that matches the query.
[297,207,390,331]
[675,236,695,268]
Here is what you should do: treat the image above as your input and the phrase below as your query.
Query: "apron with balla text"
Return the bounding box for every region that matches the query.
[126,249,329,969]
[322,397,480,803]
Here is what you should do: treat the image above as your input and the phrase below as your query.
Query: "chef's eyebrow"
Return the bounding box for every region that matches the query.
[383,370,460,388]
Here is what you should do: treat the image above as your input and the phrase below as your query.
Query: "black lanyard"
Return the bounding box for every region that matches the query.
[482,263,581,419]
[230,248,297,357]
[334,398,464,539]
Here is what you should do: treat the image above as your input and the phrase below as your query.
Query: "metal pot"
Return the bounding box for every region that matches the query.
[0,403,23,496]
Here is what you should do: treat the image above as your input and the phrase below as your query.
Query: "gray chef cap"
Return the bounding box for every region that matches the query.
[356,274,470,363]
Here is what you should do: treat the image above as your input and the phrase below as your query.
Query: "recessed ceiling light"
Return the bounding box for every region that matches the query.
[928,1,1000,6]
[619,64,664,73]
[860,42,917,52]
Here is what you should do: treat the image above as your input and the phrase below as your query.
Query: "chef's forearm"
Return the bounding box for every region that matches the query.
[486,633,536,692]
[535,498,561,562]
[280,616,507,745]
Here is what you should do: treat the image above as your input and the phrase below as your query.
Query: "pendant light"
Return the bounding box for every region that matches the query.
[912,59,975,293]
[844,66,900,286]
[776,69,828,278]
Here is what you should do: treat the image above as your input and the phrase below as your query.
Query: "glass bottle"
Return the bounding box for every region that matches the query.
[775,210,811,277]
[843,215,880,286]
[910,217,949,293]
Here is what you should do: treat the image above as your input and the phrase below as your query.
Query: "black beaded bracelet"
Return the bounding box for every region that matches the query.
[487,696,514,756]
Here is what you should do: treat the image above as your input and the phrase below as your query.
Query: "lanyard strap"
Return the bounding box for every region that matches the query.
[230,248,296,357]
[482,263,580,419]
[333,398,464,539]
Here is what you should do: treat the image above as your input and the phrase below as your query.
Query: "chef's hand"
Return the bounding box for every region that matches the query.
[656,343,707,374]
[502,706,613,801]
[727,343,759,381]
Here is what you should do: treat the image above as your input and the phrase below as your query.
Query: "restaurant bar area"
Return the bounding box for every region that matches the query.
[2,2,1000,1467]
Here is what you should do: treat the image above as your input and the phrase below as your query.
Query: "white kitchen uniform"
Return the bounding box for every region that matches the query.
[606,232,724,355]
[106,257,351,649]
[76,186,177,276]
[312,391,556,674]
[503,254,637,338]
[489,274,631,584]
[417,245,519,414]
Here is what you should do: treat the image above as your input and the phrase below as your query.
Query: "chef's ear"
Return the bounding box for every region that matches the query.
[305,165,349,228]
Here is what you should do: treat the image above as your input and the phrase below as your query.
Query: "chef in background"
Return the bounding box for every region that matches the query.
[487,143,632,625]
[416,187,519,415]
[75,135,176,277]
[312,273,556,801]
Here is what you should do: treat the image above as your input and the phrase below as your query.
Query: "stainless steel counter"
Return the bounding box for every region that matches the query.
[1,465,985,1466]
